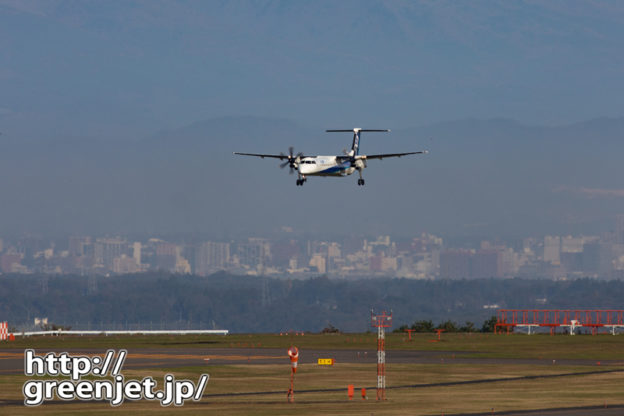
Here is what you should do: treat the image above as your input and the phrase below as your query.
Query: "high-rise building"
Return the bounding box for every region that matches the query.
[309,254,326,274]
[472,250,502,278]
[68,236,92,257]
[133,242,142,267]
[175,257,191,274]
[500,248,519,276]
[236,238,270,267]
[113,255,139,274]
[155,242,179,271]
[195,242,230,276]
[439,248,503,279]
[369,254,382,272]
[94,238,127,269]
[561,236,584,253]
[270,239,300,268]
[543,236,561,264]
[0,252,23,273]
[439,249,472,279]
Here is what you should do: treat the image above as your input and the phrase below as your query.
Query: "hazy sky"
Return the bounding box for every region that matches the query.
[1,1,623,141]
[1,1,624,239]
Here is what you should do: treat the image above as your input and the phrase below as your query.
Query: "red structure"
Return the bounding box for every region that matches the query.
[435,328,446,341]
[0,322,7,341]
[371,310,392,401]
[496,309,624,335]
[403,328,416,341]
[287,346,299,403]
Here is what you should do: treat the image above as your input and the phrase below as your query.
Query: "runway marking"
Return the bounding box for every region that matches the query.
[0,351,283,361]
[0,353,23,358]
[129,353,283,361]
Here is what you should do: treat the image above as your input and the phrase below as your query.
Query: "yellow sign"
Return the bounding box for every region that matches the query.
[317,358,334,366]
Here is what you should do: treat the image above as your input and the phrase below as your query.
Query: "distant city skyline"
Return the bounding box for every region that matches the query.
[2,213,624,280]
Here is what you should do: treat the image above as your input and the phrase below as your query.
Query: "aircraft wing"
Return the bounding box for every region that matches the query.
[364,151,428,160]
[233,152,301,160]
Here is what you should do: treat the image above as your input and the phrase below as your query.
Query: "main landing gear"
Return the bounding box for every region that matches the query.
[357,168,365,186]
[296,178,307,186]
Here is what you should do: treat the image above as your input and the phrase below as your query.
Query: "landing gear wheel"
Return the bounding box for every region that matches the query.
[296,179,305,186]
[357,179,365,186]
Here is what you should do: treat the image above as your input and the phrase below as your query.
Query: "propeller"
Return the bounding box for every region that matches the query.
[279,146,303,175]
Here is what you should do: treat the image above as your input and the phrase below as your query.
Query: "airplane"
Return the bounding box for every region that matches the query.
[234,128,428,186]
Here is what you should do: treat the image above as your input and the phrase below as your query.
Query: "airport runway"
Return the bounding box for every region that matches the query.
[1,347,622,415]
[1,347,621,374]
[457,406,624,416]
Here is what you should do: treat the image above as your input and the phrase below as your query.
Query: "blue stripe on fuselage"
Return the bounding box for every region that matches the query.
[317,164,349,175]
[320,166,346,174]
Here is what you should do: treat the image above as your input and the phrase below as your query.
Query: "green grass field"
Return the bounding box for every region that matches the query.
[3,332,624,360]
[1,333,623,415]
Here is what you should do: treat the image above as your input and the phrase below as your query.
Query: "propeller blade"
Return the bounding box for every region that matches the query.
[279,146,300,173]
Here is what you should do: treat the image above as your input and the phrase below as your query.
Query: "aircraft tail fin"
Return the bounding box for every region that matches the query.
[326,129,390,155]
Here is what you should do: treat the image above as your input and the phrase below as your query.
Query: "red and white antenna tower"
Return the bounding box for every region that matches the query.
[371,310,392,401]
[287,346,299,403]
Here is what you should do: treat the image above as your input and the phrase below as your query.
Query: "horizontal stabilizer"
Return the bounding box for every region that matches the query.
[326,129,390,132]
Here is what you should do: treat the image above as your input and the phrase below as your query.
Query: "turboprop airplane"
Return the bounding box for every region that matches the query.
[234,128,428,186]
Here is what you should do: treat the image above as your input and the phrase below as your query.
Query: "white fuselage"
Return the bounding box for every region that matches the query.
[233,128,424,187]
[298,156,356,177]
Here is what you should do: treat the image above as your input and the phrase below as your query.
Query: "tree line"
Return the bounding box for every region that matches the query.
[394,316,498,334]
[1,273,623,333]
